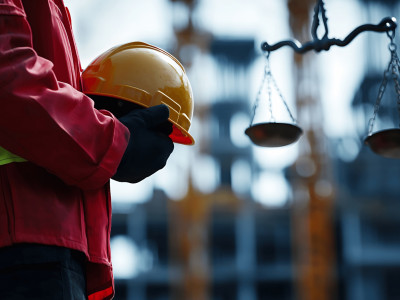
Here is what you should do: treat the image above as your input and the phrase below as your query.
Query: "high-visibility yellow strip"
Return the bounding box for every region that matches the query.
[0,147,26,165]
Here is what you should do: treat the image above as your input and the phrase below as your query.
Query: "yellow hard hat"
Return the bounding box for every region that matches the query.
[82,41,195,145]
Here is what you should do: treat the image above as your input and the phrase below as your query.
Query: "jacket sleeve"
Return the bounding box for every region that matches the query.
[0,1,130,190]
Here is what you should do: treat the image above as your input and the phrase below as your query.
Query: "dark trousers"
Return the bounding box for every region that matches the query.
[0,243,87,300]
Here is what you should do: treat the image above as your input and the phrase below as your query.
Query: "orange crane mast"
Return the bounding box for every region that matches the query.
[288,1,337,300]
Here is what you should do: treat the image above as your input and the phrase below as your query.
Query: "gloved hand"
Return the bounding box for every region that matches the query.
[112,104,174,183]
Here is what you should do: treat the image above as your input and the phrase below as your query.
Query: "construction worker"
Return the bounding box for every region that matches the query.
[0,1,193,299]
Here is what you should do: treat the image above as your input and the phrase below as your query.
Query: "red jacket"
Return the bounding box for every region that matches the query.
[0,0,130,299]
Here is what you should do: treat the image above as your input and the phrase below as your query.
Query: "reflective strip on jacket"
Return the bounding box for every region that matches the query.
[0,0,130,299]
[0,147,26,165]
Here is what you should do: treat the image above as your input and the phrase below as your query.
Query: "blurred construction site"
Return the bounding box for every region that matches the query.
[67,0,400,299]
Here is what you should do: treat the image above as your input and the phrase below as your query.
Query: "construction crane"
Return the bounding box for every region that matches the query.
[168,1,338,300]
[167,1,213,299]
[287,0,337,299]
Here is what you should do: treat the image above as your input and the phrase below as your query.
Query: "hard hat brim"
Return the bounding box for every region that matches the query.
[87,91,195,145]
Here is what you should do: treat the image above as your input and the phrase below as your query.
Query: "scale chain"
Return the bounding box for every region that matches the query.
[266,57,275,122]
[249,53,269,126]
[269,68,297,123]
[391,49,400,127]
[368,61,390,135]
[367,36,400,135]
[265,54,297,123]
[250,53,298,126]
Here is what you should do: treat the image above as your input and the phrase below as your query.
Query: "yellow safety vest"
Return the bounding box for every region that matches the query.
[0,147,27,165]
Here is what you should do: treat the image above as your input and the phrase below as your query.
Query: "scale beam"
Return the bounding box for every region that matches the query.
[262,14,397,54]
[249,0,400,152]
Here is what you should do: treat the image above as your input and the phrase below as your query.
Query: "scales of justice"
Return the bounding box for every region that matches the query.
[245,0,400,159]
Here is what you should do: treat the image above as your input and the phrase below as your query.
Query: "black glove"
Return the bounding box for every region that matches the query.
[113,104,174,183]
